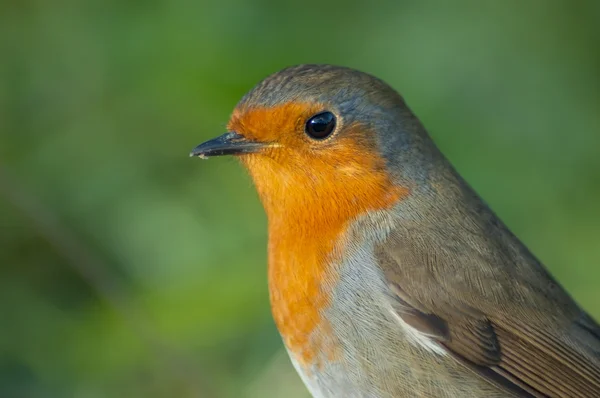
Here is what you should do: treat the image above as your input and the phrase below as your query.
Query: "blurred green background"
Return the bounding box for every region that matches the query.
[1,1,599,397]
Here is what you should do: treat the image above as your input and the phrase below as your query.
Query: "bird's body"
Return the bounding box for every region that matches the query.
[192,65,600,397]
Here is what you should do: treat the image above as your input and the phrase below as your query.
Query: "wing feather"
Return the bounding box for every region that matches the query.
[378,231,600,397]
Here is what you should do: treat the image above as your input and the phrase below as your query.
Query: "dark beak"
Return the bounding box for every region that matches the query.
[190,132,265,158]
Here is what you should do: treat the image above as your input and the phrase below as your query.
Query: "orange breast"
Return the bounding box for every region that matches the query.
[228,103,408,367]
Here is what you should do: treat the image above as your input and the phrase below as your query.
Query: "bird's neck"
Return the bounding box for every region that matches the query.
[247,159,408,366]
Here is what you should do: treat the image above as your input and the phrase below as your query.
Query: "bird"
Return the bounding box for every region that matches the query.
[190,64,600,397]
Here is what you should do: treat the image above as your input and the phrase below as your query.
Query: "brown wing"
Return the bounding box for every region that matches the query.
[377,231,600,398]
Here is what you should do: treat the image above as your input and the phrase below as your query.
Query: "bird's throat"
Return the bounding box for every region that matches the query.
[253,161,408,367]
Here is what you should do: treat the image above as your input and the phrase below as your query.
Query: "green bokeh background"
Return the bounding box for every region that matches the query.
[1,1,599,397]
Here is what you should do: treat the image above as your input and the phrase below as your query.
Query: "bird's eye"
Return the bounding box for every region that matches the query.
[305,111,336,140]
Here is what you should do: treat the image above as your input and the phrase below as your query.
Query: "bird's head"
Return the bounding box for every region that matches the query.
[192,65,434,224]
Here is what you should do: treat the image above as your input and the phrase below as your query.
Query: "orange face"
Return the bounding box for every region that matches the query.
[225,101,408,366]
[227,101,403,214]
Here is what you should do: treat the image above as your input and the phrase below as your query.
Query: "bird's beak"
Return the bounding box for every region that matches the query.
[190,132,266,158]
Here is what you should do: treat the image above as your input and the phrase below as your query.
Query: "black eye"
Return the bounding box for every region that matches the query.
[305,111,336,140]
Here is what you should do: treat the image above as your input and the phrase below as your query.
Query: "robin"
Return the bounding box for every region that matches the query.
[191,65,600,397]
